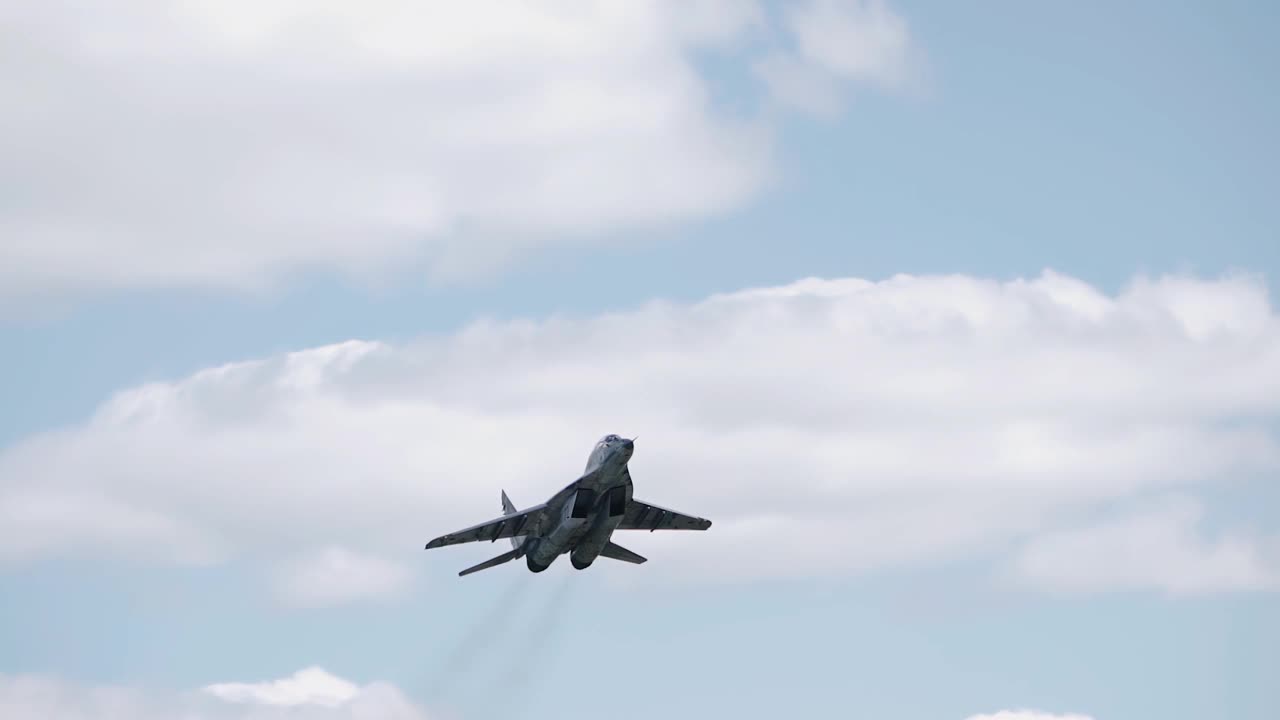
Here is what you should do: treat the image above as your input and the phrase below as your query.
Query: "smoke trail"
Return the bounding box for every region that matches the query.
[426,571,532,702]
[485,569,577,712]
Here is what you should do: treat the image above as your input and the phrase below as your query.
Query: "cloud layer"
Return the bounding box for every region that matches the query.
[1009,495,1280,594]
[1,270,1277,596]
[0,0,917,299]
[204,667,360,707]
[0,667,1090,720]
[274,546,414,608]
[0,668,428,720]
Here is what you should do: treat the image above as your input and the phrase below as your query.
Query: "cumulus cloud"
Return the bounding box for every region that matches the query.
[0,668,429,720]
[1,669,1095,720]
[965,712,1094,720]
[0,270,1277,590]
[0,1,759,298]
[274,546,413,608]
[203,667,359,707]
[1009,495,1280,594]
[0,0,920,301]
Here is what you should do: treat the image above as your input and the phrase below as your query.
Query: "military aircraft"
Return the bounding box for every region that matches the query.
[424,434,712,576]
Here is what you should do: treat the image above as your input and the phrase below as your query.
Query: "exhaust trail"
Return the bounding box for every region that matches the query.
[426,572,532,702]
[485,569,577,713]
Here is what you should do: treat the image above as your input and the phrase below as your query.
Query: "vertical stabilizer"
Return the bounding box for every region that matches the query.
[501,490,523,551]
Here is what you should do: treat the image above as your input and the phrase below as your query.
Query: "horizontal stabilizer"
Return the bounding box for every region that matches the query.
[599,541,646,565]
[458,547,523,577]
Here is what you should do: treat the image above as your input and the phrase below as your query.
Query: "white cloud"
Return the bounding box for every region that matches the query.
[0,270,1277,589]
[0,668,430,720]
[1009,495,1280,594]
[0,0,917,301]
[757,0,923,115]
[274,546,413,608]
[1,671,1097,720]
[203,667,358,707]
[965,712,1094,720]
[0,1,764,298]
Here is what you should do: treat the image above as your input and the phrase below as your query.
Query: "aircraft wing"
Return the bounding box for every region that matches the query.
[424,503,548,549]
[618,499,712,532]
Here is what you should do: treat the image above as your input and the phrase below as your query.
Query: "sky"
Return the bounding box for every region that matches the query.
[1,1,1277,719]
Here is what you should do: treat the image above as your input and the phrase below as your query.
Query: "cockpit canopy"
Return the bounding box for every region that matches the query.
[602,434,622,443]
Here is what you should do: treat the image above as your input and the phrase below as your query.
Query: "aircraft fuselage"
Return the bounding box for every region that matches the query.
[424,433,710,577]
[520,435,635,572]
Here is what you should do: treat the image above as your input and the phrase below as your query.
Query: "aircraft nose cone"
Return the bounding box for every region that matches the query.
[622,439,634,452]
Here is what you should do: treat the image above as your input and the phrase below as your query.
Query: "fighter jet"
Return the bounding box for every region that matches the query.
[424,435,711,576]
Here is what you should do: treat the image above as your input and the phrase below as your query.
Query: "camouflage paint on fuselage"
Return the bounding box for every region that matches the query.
[522,434,634,571]
[424,434,710,577]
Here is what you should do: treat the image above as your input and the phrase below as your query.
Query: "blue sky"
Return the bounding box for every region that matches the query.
[1,2,1277,720]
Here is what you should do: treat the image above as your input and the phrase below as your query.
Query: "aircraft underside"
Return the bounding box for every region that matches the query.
[524,482,630,571]
[422,434,711,577]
